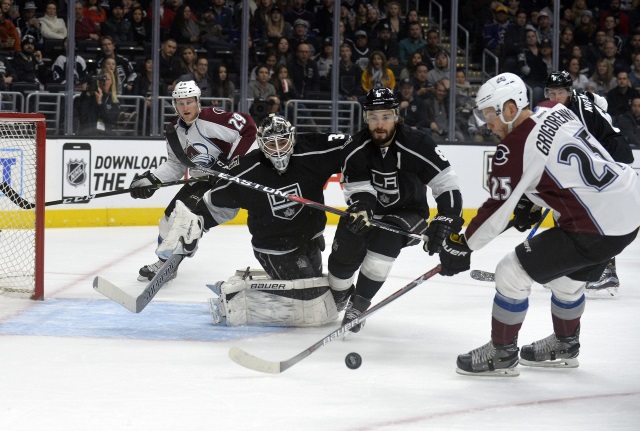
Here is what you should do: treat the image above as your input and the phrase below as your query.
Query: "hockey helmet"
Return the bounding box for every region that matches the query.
[172,80,202,119]
[362,87,400,123]
[544,70,573,100]
[257,114,296,174]
[474,72,529,131]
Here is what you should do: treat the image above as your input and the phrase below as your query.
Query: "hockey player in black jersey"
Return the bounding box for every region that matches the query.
[513,70,635,296]
[327,87,464,333]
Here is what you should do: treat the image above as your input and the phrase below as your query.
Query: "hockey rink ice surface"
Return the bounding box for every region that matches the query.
[1,225,639,431]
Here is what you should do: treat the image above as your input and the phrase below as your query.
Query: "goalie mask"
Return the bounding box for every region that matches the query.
[172,80,201,123]
[257,114,296,174]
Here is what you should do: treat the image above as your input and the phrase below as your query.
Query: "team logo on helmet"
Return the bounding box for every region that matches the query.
[66,159,87,187]
[497,76,507,84]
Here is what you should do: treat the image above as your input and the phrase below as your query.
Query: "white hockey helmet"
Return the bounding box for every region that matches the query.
[172,80,202,119]
[257,114,296,174]
[474,73,529,132]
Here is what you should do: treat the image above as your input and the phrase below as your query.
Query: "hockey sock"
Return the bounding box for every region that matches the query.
[491,292,528,345]
[551,294,584,337]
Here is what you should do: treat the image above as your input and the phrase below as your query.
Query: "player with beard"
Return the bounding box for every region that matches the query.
[327,87,464,332]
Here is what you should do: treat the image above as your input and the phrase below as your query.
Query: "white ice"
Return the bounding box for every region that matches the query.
[1,225,639,431]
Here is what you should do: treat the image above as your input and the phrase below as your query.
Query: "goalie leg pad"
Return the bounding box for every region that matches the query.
[156,200,204,260]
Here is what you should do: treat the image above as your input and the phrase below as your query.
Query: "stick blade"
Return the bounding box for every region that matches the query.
[92,276,138,313]
[228,347,282,374]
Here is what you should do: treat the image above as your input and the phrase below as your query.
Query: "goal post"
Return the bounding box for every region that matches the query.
[0,113,46,300]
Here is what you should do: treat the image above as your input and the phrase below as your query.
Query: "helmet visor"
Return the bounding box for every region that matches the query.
[544,87,569,101]
[473,107,498,126]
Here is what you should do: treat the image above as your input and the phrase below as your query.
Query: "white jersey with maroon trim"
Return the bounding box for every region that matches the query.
[154,107,257,182]
[466,101,640,251]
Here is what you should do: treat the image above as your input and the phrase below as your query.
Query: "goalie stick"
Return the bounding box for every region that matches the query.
[0,178,205,209]
[470,208,550,283]
[228,265,441,374]
[93,253,184,313]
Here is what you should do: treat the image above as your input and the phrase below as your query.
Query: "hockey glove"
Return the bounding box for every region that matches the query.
[424,213,464,255]
[512,196,542,232]
[129,170,162,199]
[439,234,472,276]
[344,202,373,235]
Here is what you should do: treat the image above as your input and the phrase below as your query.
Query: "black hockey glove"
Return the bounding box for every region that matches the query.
[344,202,373,235]
[129,170,162,199]
[439,233,472,276]
[424,213,464,255]
[512,196,542,232]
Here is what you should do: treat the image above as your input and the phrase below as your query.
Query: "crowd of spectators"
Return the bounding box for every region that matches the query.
[0,0,638,144]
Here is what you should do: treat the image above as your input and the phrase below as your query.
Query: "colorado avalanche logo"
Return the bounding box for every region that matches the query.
[493,144,510,166]
[66,159,87,187]
[185,140,217,167]
[269,183,303,220]
[496,76,507,84]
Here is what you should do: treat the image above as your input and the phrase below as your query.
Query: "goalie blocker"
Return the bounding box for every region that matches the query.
[208,269,339,327]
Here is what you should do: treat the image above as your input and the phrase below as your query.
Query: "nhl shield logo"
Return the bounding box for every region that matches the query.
[269,183,303,220]
[482,150,496,193]
[67,159,87,187]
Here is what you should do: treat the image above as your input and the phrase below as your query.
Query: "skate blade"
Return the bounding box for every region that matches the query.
[519,357,579,368]
[585,288,617,298]
[455,367,520,377]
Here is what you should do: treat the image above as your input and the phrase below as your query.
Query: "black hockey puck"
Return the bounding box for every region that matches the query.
[345,352,362,369]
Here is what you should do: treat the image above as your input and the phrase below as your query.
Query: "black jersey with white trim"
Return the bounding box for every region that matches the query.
[340,123,462,217]
[205,132,349,253]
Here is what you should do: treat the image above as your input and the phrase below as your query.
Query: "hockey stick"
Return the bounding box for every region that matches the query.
[93,253,184,313]
[470,208,550,283]
[228,265,441,374]
[0,178,205,210]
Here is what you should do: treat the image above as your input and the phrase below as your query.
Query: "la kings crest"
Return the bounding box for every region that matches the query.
[371,169,400,206]
[269,183,303,220]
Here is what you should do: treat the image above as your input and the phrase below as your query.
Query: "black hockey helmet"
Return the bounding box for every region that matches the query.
[363,87,399,111]
[545,71,572,89]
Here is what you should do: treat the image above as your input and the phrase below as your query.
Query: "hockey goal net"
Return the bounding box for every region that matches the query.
[0,113,46,299]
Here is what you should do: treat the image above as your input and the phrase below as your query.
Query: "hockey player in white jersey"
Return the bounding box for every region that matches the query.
[128,80,257,282]
[439,73,640,376]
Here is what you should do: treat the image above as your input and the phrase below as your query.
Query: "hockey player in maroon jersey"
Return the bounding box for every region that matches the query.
[129,80,257,281]
[441,73,640,376]
[327,87,464,333]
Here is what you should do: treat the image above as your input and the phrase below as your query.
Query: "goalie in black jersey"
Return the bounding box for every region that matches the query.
[327,87,464,333]
[157,114,352,326]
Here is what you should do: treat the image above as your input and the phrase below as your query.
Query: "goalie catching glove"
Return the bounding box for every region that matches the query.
[130,170,162,199]
[344,202,373,236]
[156,200,204,260]
[512,195,542,232]
[439,233,471,276]
[424,213,464,255]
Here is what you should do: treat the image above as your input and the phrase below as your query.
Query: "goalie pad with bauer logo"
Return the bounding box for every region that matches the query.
[208,269,339,327]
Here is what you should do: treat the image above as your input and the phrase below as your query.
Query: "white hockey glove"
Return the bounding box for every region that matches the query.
[156,200,204,260]
[130,170,162,199]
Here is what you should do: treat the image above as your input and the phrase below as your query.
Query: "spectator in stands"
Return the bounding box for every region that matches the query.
[570,0,588,26]
[271,63,299,106]
[131,57,166,133]
[130,6,150,44]
[14,1,42,45]
[606,71,640,117]
[253,0,274,32]
[287,42,320,98]
[275,36,292,65]
[397,77,428,133]
[102,57,122,94]
[427,50,450,85]
[74,68,123,136]
[361,50,395,93]
[559,27,575,69]
[335,42,363,101]
[290,18,319,56]
[250,50,277,81]
[210,0,235,41]
[75,1,101,41]
[176,56,212,98]
[426,79,463,142]
[248,64,277,100]
[398,8,419,42]
[11,34,49,90]
[316,38,332,84]
[535,10,553,42]
[616,96,640,148]
[0,54,14,90]
[398,21,425,65]
[573,9,597,46]
[51,37,88,88]
[210,62,235,106]
[599,0,629,36]
[340,3,358,36]
[352,29,371,70]
[398,51,424,80]
[84,0,107,24]
[371,22,399,68]
[102,1,134,43]
[198,5,235,53]
[622,32,640,65]
[482,4,513,59]
[358,3,381,43]
[602,40,628,74]
[587,59,617,96]
[419,29,444,70]
[262,6,293,48]
[178,45,196,76]
[39,1,67,40]
[629,53,640,90]
[382,1,402,42]
[170,4,201,44]
[412,62,433,100]
[314,0,336,40]
[158,38,181,92]
[518,29,547,106]
[503,9,533,73]
[353,2,367,29]
[539,38,553,75]
[0,5,20,50]
[97,35,137,94]
[567,57,590,91]
[285,0,315,29]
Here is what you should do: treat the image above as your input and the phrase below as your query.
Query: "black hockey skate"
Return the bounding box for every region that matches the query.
[520,329,580,368]
[585,260,619,297]
[456,339,520,377]
[342,294,371,333]
[138,259,178,282]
